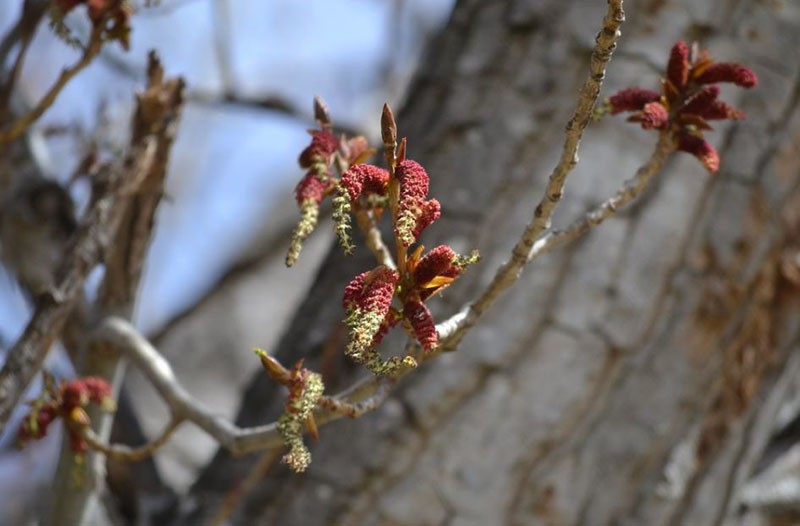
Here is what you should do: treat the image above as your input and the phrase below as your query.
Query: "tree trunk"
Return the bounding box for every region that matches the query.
[172,0,800,524]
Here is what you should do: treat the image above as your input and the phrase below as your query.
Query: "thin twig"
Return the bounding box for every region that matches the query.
[441,132,674,349]
[316,378,396,418]
[45,53,185,526]
[0,0,49,127]
[79,417,183,462]
[0,24,104,145]
[353,208,396,269]
[533,133,674,258]
[468,0,625,320]
[91,316,399,454]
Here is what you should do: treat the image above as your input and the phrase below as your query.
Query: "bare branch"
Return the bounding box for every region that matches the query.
[353,208,396,270]
[45,52,186,526]
[0,142,156,434]
[533,132,674,258]
[90,316,400,455]
[0,24,105,145]
[79,417,183,462]
[0,0,49,127]
[468,0,625,320]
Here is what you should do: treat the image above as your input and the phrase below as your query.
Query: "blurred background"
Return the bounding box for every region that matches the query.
[0,0,454,522]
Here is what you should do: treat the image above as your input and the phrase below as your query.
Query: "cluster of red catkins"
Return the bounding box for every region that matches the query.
[606,41,757,172]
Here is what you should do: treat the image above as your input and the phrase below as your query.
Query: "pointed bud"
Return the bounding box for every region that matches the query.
[313,96,331,129]
[254,348,290,382]
[381,103,397,148]
[69,406,91,428]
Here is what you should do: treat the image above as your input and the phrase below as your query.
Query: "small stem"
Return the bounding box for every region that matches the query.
[353,208,396,269]
[80,417,183,462]
[468,0,625,321]
[441,133,674,350]
[0,24,104,145]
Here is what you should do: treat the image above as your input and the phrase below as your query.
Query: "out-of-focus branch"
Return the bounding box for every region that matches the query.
[46,52,185,526]
[80,417,182,462]
[0,140,156,434]
[0,0,49,127]
[0,23,106,146]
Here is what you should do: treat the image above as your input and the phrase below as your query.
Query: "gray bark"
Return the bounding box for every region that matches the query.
[158,0,800,524]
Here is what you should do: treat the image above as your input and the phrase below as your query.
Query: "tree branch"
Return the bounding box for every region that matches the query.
[80,417,182,462]
[0,23,105,146]
[468,0,625,320]
[353,208,396,270]
[0,140,156,434]
[45,52,185,526]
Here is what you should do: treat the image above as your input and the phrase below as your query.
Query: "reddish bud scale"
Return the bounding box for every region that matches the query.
[298,131,339,168]
[667,41,691,91]
[340,164,390,202]
[285,367,310,414]
[677,134,719,173]
[295,171,332,206]
[694,63,758,88]
[403,300,438,351]
[342,266,399,315]
[608,88,661,114]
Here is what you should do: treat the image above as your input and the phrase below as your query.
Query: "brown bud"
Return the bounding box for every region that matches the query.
[255,349,290,383]
[381,103,397,147]
[313,96,331,129]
